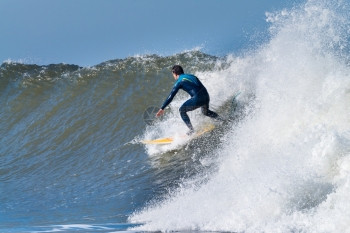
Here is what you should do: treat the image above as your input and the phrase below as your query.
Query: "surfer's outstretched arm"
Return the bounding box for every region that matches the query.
[156,81,181,117]
[161,84,181,109]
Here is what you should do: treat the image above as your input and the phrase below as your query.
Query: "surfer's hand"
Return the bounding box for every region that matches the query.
[156,109,164,117]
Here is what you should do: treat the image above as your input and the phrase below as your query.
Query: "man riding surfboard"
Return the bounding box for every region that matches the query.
[156,65,223,135]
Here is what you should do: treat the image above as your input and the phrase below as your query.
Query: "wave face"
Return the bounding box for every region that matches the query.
[129,0,350,232]
[0,51,231,232]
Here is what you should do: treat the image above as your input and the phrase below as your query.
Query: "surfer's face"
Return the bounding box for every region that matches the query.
[172,72,179,80]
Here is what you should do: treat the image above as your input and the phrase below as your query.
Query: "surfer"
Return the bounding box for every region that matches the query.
[156,65,222,135]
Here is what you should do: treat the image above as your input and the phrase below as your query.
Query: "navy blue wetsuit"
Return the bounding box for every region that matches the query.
[160,74,220,131]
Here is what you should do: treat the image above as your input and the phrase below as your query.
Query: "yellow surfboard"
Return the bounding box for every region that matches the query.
[141,124,215,145]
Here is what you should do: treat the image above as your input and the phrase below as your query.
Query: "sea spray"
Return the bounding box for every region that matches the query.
[129,0,350,232]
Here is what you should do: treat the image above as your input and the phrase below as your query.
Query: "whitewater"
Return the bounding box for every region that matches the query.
[1,0,350,232]
[130,0,350,232]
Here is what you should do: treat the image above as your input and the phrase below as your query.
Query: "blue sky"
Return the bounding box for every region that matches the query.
[0,0,297,66]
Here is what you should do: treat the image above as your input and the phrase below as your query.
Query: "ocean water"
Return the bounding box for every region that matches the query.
[2,0,350,232]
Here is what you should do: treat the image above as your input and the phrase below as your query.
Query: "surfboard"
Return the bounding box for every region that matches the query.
[141,124,215,145]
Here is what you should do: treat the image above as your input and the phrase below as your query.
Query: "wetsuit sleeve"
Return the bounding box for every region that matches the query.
[160,82,181,110]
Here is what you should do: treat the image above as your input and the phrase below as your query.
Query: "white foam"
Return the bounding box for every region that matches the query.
[131,0,350,231]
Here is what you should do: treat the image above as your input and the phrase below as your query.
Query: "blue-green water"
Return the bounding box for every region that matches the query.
[2,0,350,232]
[0,52,235,232]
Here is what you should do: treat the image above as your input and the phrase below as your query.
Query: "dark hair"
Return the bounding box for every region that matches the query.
[171,65,184,75]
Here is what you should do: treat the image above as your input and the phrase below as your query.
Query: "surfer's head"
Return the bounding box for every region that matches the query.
[172,65,184,76]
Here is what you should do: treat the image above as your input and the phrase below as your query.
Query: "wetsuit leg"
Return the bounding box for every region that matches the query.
[196,90,215,118]
[201,104,220,118]
[179,98,199,131]
[201,99,224,121]
[180,92,223,131]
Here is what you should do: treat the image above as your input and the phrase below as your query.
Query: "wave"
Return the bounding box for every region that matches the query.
[2,0,350,231]
[0,50,234,231]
